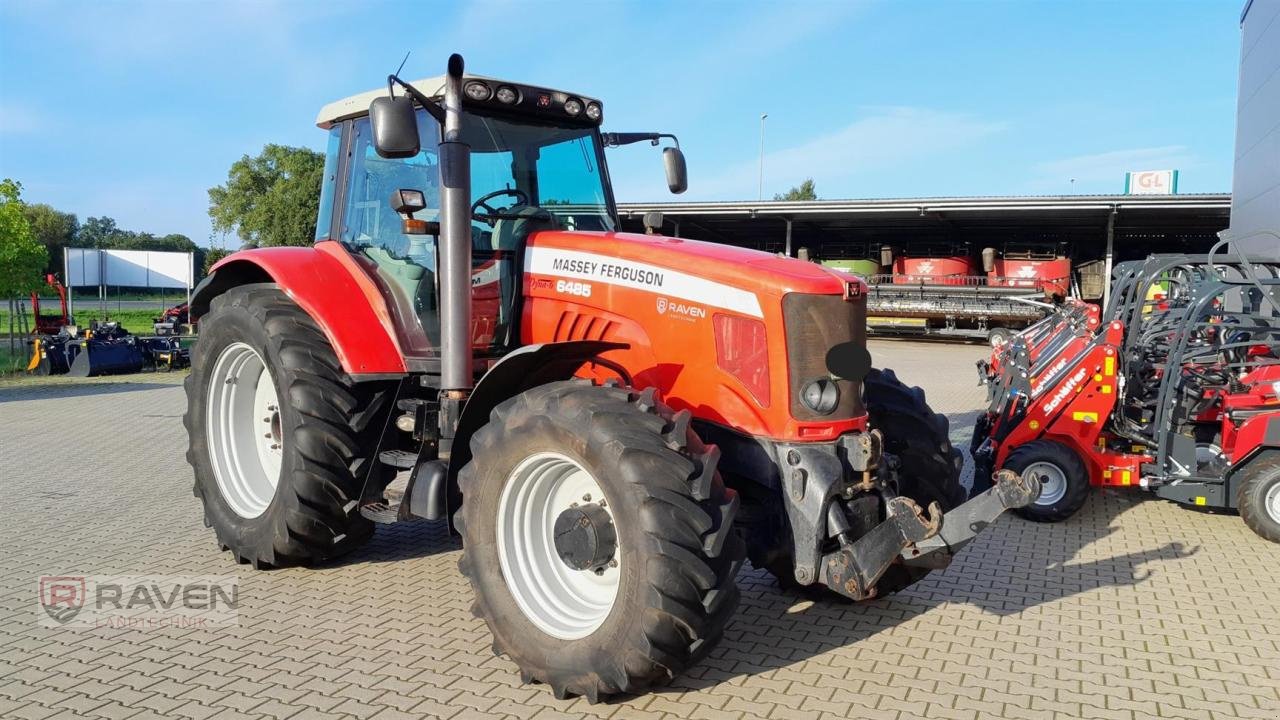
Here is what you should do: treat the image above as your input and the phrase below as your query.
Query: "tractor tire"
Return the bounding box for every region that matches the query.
[1237,450,1280,543]
[759,367,965,598]
[456,380,744,702]
[866,368,967,511]
[184,284,392,568]
[1003,440,1090,523]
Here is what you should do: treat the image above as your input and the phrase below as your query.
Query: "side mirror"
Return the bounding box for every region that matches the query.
[663,147,688,194]
[370,96,420,159]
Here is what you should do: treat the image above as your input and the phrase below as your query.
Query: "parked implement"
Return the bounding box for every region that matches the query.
[184,54,1038,701]
[973,242,1280,541]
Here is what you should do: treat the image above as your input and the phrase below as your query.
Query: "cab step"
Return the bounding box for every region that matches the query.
[379,449,418,470]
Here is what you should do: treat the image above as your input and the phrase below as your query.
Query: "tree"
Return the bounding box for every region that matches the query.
[0,179,50,358]
[208,144,325,248]
[78,215,121,248]
[774,179,818,201]
[22,203,78,275]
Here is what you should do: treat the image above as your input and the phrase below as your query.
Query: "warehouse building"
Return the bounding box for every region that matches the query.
[618,193,1232,304]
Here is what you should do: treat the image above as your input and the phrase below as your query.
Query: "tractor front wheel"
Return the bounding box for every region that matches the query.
[184,284,391,568]
[1237,450,1280,543]
[1003,440,1091,522]
[456,380,744,702]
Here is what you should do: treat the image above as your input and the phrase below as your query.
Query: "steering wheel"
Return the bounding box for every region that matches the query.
[471,188,530,226]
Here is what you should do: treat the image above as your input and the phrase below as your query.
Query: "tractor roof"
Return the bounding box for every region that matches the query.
[315,74,590,129]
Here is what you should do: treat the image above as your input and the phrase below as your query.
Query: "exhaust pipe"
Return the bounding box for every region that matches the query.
[438,53,473,393]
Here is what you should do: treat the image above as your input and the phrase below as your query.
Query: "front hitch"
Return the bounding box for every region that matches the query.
[819,469,1041,601]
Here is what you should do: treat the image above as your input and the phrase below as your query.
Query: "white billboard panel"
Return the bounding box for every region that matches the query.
[64,248,192,289]
[65,248,102,287]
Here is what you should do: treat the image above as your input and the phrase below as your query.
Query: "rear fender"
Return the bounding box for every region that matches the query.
[192,241,406,377]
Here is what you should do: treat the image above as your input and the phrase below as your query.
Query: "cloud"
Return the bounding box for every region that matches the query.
[679,107,1007,200]
[1029,145,1197,190]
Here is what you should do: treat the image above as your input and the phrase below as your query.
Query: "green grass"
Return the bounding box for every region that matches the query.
[1,308,162,336]
[0,343,31,375]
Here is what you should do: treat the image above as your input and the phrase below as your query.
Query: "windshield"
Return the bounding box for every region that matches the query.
[463,113,615,233]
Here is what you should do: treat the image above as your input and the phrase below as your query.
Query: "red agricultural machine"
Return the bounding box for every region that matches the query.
[29,274,72,336]
[864,241,1067,345]
[183,54,1040,701]
[973,242,1280,542]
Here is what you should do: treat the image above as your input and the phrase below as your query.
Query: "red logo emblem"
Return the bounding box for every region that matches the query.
[40,576,87,624]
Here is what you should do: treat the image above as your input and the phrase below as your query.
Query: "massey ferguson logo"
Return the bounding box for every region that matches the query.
[1014,265,1039,278]
[656,297,705,319]
[917,261,936,274]
[40,576,86,624]
[1042,367,1088,414]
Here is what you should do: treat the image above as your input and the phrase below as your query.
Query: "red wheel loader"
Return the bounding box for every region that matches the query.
[184,54,1039,701]
[973,243,1280,541]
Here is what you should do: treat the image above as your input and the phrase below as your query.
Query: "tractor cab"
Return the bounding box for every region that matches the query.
[315,75,679,365]
[320,78,619,358]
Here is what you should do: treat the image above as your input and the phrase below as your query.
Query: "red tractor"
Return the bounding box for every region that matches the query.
[185,55,1039,701]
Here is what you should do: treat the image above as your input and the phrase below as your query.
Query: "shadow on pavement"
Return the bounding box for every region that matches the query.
[318,406,1200,699]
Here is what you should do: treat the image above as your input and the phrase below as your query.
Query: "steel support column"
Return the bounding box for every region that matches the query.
[1102,208,1116,308]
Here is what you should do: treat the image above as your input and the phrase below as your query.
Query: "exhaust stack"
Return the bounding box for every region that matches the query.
[437,53,473,393]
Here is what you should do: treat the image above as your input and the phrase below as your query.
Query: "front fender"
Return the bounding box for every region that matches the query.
[193,241,406,377]
[444,340,626,525]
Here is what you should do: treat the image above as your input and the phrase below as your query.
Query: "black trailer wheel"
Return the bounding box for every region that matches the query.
[1003,440,1090,522]
[184,284,392,568]
[759,367,965,598]
[456,380,744,702]
[987,327,1013,348]
[1237,450,1280,543]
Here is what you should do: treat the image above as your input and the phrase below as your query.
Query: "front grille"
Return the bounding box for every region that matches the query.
[782,293,867,421]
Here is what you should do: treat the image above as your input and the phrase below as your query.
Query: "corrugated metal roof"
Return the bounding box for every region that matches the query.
[617,193,1232,218]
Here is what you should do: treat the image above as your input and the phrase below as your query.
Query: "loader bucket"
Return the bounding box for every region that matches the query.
[68,339,146,377]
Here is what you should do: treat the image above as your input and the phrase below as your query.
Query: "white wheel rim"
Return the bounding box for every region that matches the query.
[496,452,620,640]
[1025,461,1068,506]
[989,331,1008,348]
[1266,482,1280,524]
[206,342,282,519]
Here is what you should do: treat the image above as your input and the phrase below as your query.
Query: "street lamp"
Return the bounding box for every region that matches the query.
[758,113,768,201]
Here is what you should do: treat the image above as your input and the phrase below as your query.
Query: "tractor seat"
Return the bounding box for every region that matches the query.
[490,206,559,251]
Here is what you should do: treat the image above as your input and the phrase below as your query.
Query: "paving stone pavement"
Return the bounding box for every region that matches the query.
[1,339,1278,720]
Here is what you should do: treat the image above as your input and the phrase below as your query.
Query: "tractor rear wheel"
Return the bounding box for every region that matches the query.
[456,380,744,702]
[759,367,965,598]
[184,284,391,568]
[1003,440,1091,522]
[1237,450,1280,543]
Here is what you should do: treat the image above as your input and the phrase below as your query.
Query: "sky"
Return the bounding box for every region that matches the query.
[0,0,1250,248]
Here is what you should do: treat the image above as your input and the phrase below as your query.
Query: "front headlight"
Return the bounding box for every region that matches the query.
[800,378,839,415]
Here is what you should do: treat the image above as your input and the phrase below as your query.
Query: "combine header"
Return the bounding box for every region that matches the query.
[973,240,1280,541]
[863,241,1067,346]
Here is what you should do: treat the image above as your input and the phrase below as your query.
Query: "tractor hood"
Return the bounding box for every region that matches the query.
[525,230,860,306]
